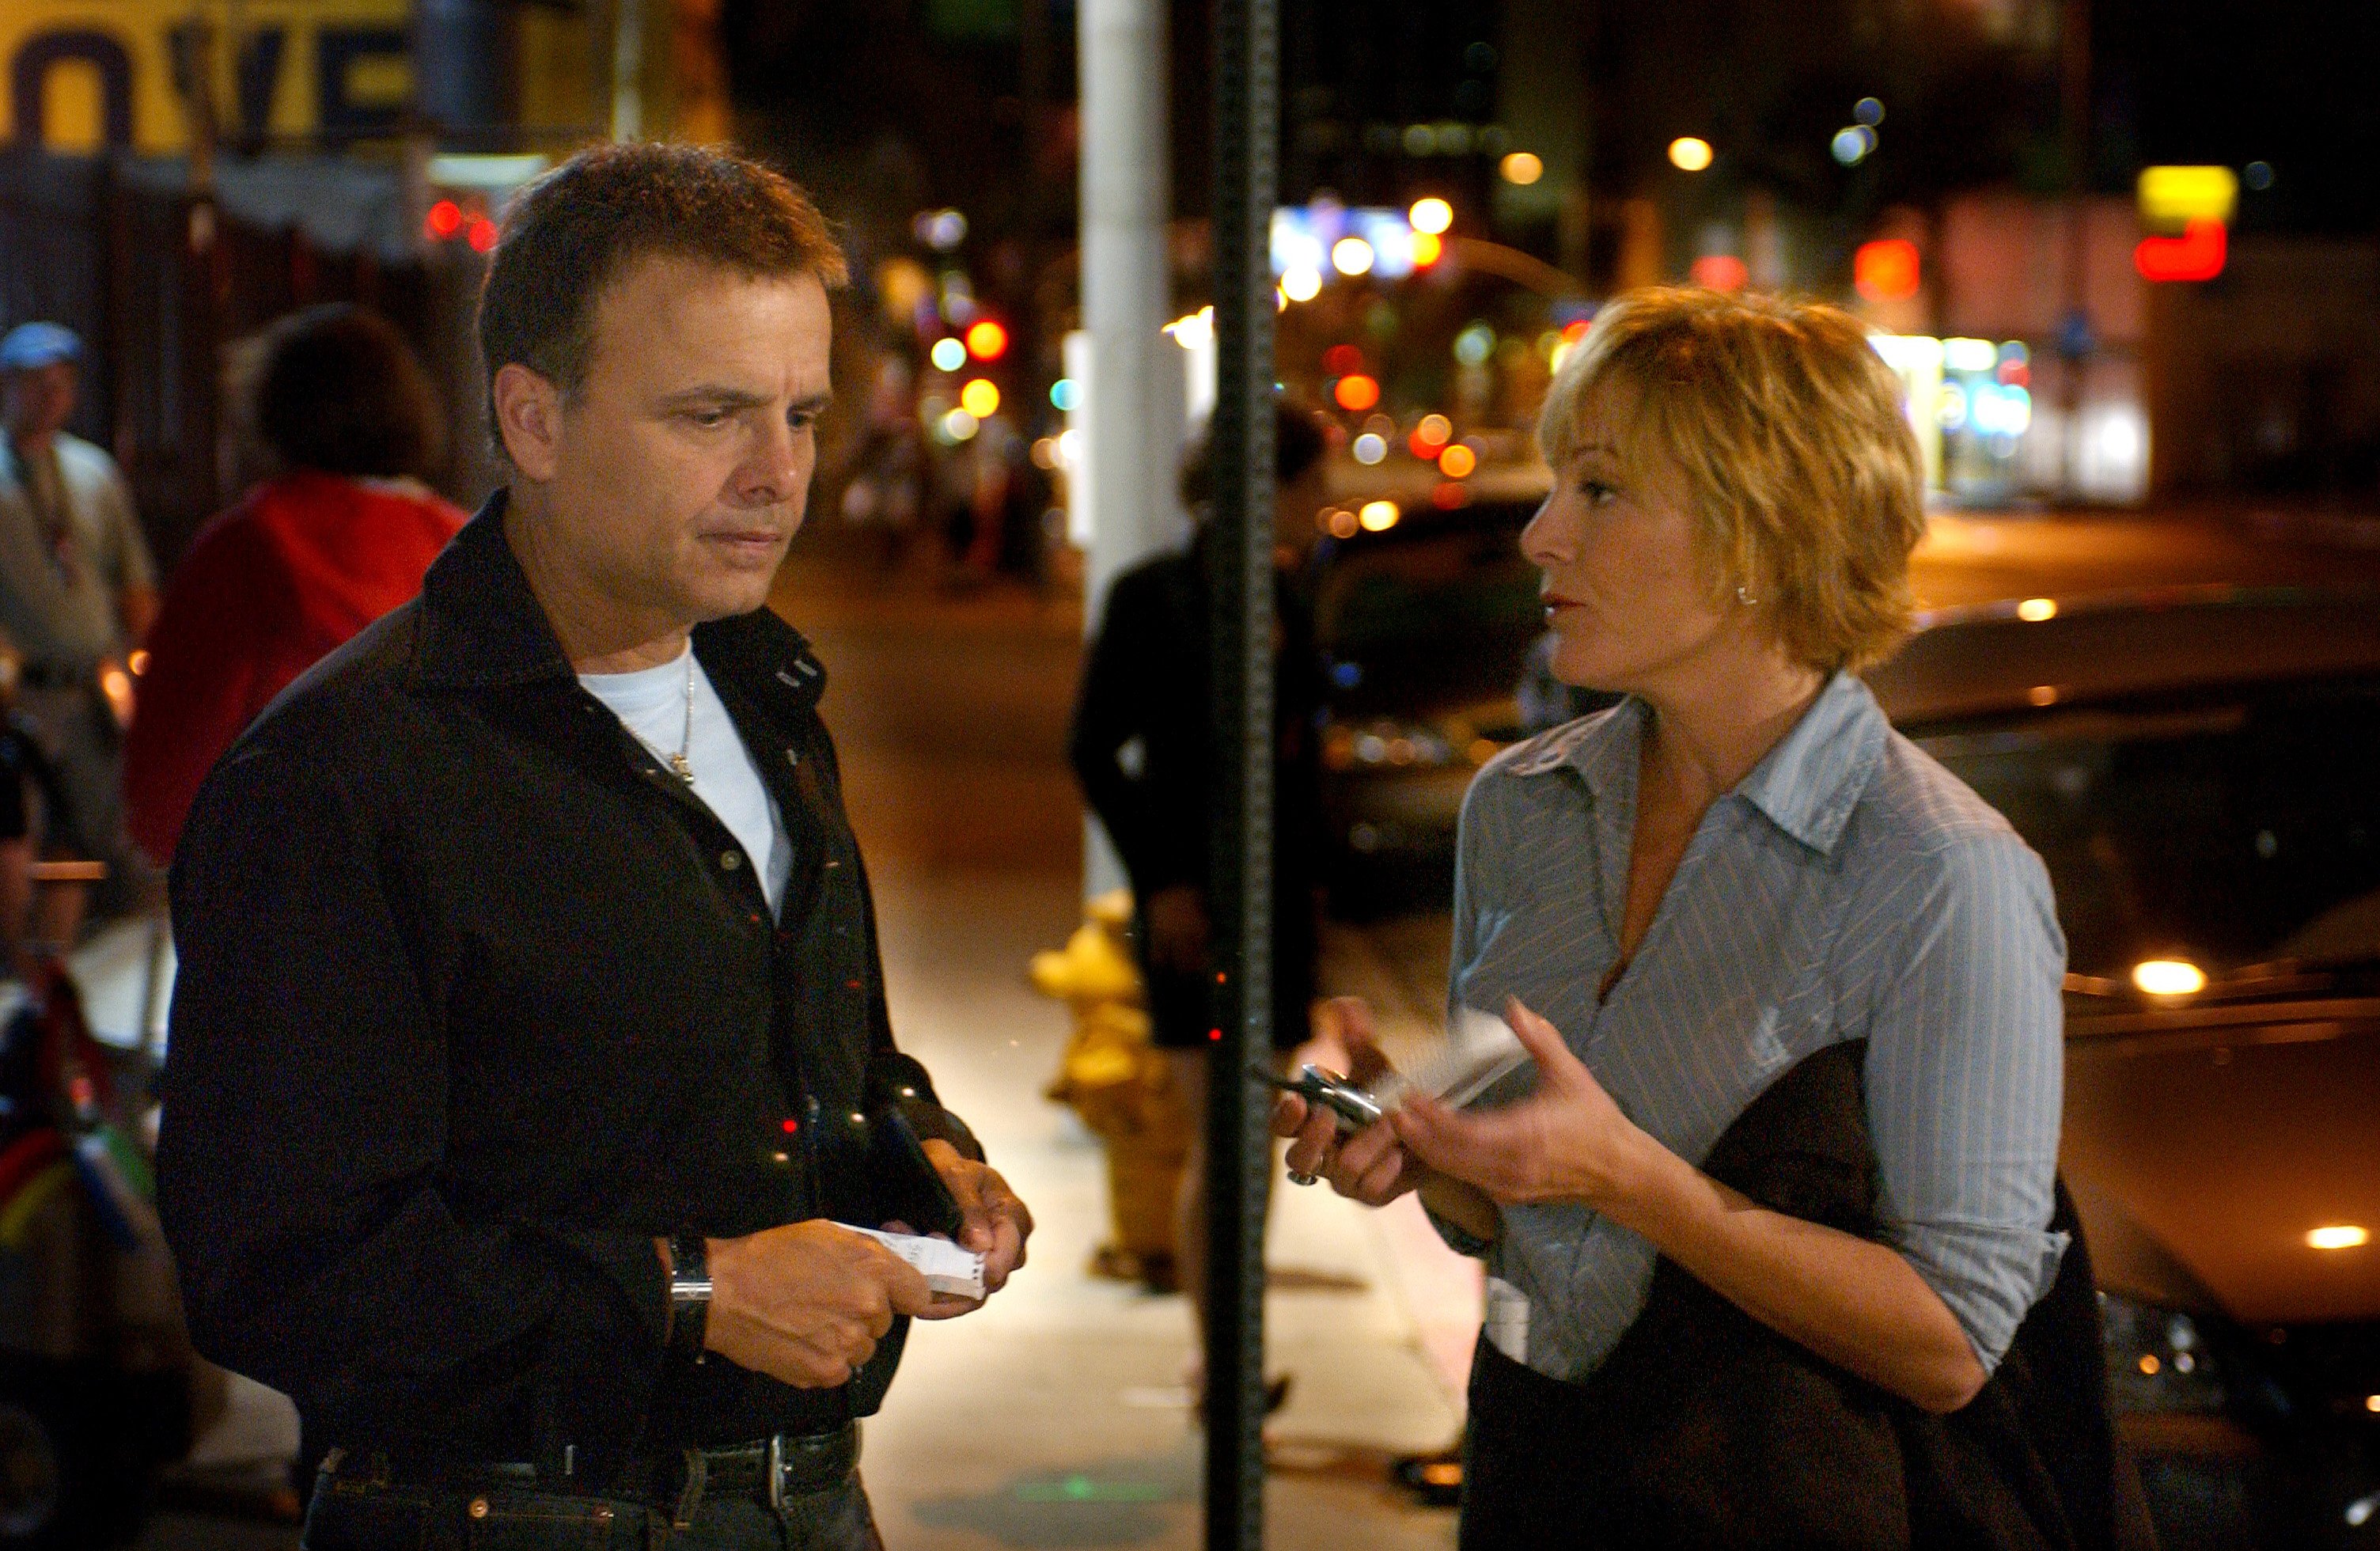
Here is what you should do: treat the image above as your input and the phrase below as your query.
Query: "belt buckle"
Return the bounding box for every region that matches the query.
[764,1432,786,1513]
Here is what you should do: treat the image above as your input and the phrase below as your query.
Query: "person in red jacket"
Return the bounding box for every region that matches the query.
[123,305,465,865]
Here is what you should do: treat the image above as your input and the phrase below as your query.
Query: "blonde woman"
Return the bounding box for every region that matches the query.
[1279,290,2118,1549]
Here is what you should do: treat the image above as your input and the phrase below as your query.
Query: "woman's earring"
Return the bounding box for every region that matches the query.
[1735,585,1758,607]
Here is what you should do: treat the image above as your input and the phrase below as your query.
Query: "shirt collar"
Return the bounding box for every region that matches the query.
[1730,671,1889,855]
[1504,670,1887,858]
[407,490,828,718]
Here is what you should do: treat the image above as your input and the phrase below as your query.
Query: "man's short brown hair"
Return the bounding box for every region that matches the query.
[477,142,849,437]
[1538,287,1927,672]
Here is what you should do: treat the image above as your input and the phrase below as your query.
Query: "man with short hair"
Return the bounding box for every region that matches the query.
[158,143,1030,1551]
[0,321,156,895]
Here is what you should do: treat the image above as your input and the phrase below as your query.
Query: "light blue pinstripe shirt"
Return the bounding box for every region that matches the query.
[1447,670,2069,1379]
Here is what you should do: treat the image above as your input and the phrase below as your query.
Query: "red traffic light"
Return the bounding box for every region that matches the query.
[425,199,464,241]
[1854,239,1920,301]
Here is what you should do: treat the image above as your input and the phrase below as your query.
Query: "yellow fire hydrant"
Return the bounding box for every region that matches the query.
[1033,890,1192,1289]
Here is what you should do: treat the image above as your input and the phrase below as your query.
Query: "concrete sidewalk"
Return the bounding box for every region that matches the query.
[840,865,1473,1550]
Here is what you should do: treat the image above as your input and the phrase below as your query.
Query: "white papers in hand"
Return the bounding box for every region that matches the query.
[1374,1005,1531,1111]
[844,1225,987,1300]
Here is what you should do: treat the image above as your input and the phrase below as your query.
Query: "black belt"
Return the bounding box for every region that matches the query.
[328,1424,860,1526]
[651,1427,862,1522]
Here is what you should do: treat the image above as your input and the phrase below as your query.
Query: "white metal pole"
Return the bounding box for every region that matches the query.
[1078,0,1182,897]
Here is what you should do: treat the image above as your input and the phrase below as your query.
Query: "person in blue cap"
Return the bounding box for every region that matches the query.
[0,321,157,915]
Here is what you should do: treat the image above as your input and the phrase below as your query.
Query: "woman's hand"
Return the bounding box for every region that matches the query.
[1392,996,1655,1211]
[1271,997,1427,1206]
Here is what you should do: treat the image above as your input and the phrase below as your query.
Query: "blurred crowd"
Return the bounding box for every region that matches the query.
[0,305,463,959]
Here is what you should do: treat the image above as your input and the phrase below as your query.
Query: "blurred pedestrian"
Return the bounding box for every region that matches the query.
[157,142,1029,1551]
[122,304,465,867]
[0,321,157,912]
[1069,400,1330,1409]
[835,354,927,571]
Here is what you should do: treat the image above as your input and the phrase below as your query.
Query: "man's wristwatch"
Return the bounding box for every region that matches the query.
[667,1233,711,1364]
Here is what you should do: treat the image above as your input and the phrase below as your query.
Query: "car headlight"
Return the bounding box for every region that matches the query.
[2101,1291,2228,1414]
[1324,719,1457,772]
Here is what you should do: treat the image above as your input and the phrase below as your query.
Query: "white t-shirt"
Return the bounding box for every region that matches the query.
[579,645,793,915]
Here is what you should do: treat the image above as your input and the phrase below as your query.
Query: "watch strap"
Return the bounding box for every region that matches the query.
[667,1232,711,1364]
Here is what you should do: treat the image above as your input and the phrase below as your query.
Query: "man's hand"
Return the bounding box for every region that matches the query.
[703,1220,935,1386]
[1142,885,1208,976]
[914,1139,1032,1317]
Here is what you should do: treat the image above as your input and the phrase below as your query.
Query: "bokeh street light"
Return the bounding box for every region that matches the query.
[1668,137,1714,172]
[965,319,1009,360]
[1333,373,1381,411]
[1499,152,1544,185]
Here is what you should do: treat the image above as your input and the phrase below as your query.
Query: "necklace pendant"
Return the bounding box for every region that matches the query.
[669,753,695,784]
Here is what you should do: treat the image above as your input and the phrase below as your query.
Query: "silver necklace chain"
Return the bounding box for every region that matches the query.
[669,650,696,784]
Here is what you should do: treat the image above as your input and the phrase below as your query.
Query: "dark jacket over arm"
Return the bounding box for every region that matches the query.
[157,501,974,1480]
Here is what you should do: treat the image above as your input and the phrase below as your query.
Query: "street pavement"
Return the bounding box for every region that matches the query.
[127,540,1480,1549]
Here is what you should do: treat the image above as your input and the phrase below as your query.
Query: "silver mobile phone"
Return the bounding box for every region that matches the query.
[1262,1064,1386,1132]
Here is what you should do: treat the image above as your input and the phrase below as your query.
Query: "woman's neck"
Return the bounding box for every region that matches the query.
[1638,651,1828,812]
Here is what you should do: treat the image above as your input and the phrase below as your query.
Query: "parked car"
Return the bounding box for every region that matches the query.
[1309,490,1542,916]
[1868,586,2380,1551]
[1312,504,2380,921]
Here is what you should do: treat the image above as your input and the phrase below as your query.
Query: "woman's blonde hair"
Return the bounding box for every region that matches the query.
[1537,287,1926,671]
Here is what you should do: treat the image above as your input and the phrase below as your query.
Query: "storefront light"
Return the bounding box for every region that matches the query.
[1943,337,1998,374]
[1408,197,1453,235]
[1332,237,1377,277]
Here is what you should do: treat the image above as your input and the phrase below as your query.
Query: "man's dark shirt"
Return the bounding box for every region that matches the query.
[156,498,977,1484]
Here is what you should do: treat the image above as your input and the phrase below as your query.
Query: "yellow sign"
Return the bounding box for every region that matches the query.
[2136,165,2239,232]
[3,0,411,155]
